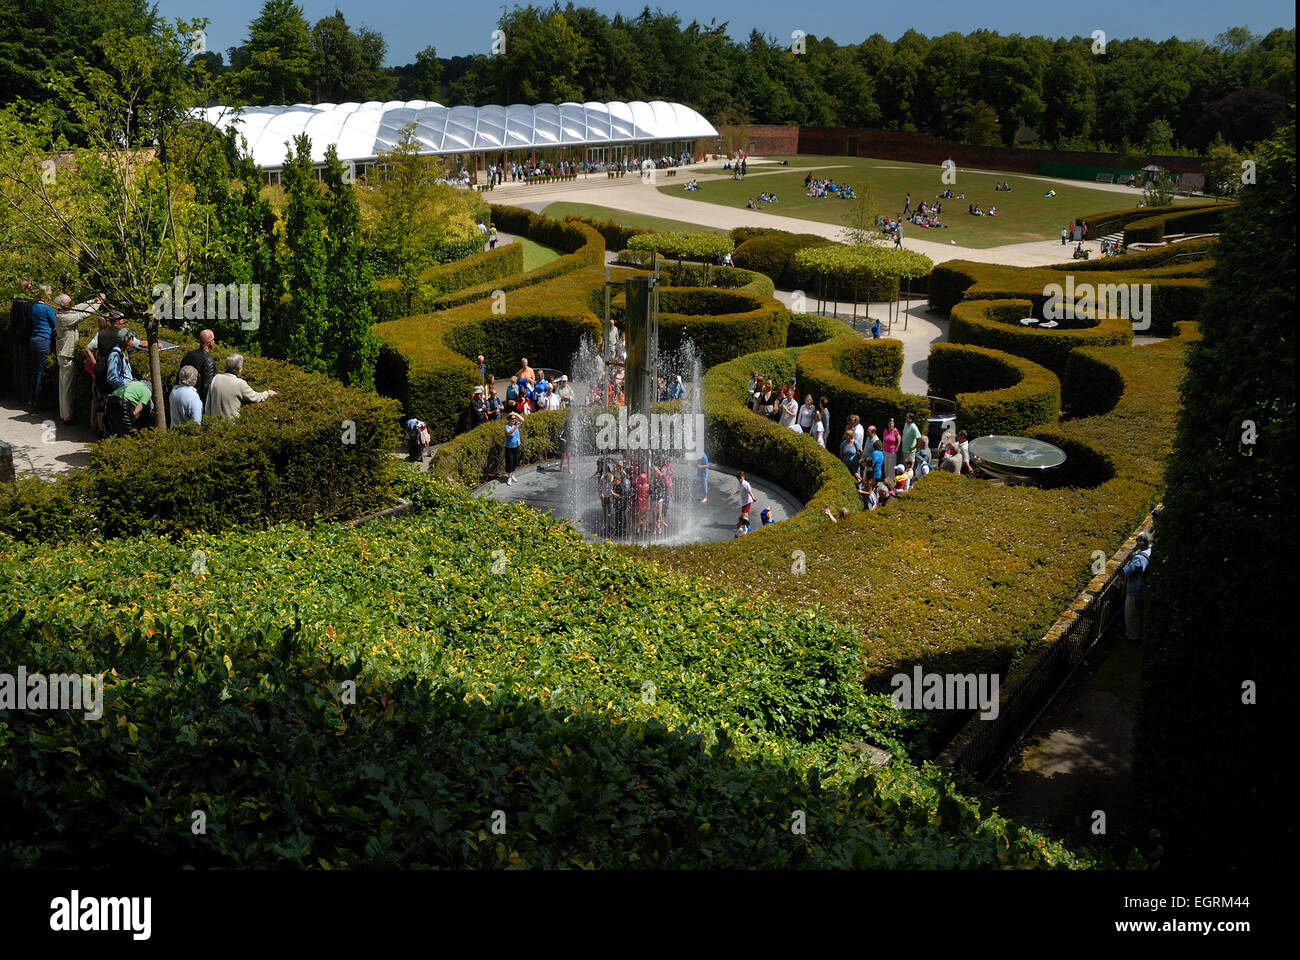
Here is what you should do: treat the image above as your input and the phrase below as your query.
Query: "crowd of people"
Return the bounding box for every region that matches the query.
[591,451,685,539]
[804,174,856,199]
[739,370,977,521]
[7,280,274,438]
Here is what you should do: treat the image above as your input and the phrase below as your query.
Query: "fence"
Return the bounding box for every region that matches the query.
[935,511,1158,782]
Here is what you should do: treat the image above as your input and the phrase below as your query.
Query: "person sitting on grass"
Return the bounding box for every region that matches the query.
[735,513,752,537]
[988,205,998,217]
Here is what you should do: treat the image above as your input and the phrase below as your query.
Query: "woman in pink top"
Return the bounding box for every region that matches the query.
[635,471,650,534]
[881,417,901,480]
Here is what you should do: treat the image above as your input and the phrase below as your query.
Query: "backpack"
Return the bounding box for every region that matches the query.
[103,394,137,436]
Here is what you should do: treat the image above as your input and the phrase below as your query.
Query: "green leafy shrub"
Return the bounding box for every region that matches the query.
[613,255,775,297]
[927,343,1061,437]
[0,511,1088,868]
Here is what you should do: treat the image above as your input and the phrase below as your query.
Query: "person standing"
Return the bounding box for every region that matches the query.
[502,411,523,484]
[849,414,864,450]
[54,292,103,423]
[870,319,881,339]
[27,291,57,407]
[839,430,862,480]
[870,440,885,487]
[730,470,755,518]
[819,397,830,443]
[180,329,217,405]
[900,412,922,465]
[779,391,798,428]
[1123,533,1153,641]
[881,417,901,479]
[477,355,487,383]
[7,278,35,400]
[956,429,973,475]
[696,452,709,503]
[205,354,277,420]
[894,223,904,248]
[904,192,911,214]
[169,365,204,427]
[797,394,817,433]
[488,223,498,250]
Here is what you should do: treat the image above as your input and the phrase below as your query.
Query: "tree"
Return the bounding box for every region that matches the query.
[1142,170,1177,206]
[0,0,156,144]
[0,18,216,429]
[960,101,1002,147]
[1134,121,1295,869]
[840,184,885,247]
[228,0,313,105]
[277,134,327,372]
[1143,116,1175,153]
[361,125,458,313]
[1202,136,1245,197]
[409,46,443,100]
[320,145,378,389]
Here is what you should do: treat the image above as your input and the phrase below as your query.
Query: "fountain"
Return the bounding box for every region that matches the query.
[477,271,803,544]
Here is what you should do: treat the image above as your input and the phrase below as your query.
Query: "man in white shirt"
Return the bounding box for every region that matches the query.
[849,414,865,450]
[779,393,798,427]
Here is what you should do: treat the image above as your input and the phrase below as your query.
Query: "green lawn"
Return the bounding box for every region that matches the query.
[541,201,729,235]
[663,156,1210,247]
[514,236,564,271]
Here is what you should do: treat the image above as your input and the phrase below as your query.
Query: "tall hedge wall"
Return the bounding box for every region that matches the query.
[732,232,835,288]
[927,342,1061,438]
[608,286,791,369]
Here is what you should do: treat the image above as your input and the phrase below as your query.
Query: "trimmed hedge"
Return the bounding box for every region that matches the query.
[1062,347,1126,418]
[372,243,525,323]
[1064,237,1217,271]
[613,253,776,297]
[426,208,604,310]
[1123,205,1229,244]
[732,232,835,288]
[927,342,1061,438]
[1077,201,1223,238]
[949,298,1132,376]
[608,286,791,369]
[0,477,1090,868]
[375,265,604,443]
[795,337,930,445]
[560,213,649,250]
[786,313,860,348]
[1,351,400,541]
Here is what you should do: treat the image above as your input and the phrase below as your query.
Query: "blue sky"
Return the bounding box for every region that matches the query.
[156,0,1296,67]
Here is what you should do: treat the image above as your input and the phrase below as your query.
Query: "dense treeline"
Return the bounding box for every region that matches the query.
[2,1,1293,152]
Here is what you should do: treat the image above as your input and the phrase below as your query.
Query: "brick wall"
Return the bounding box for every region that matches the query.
[736,124,800,156]
[787,126,1203,175]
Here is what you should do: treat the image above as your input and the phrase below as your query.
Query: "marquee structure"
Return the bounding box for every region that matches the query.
[192,99,718,180]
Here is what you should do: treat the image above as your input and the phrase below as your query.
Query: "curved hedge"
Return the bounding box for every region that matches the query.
[612,253,776,297]
[1077,201,1222,238]
[786,313,860,347]
[374,266,603,443]
[1123,205,1229,244]
[372,243,524,323]
[732,232,835,288]
[949,298,1133,375]
[2,349,400,541]
[609,286,790,368]
[927,342,1061,438]
[1063,345,1127,418]
[427,207,604,310]
[795,337,931,445]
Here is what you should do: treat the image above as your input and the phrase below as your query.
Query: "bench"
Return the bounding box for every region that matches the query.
[1095,174,1114,184]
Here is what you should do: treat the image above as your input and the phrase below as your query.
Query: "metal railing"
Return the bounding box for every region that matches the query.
[935,512,1157,782]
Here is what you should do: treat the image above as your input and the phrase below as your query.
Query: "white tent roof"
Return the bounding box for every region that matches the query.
[193,100,718,168]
